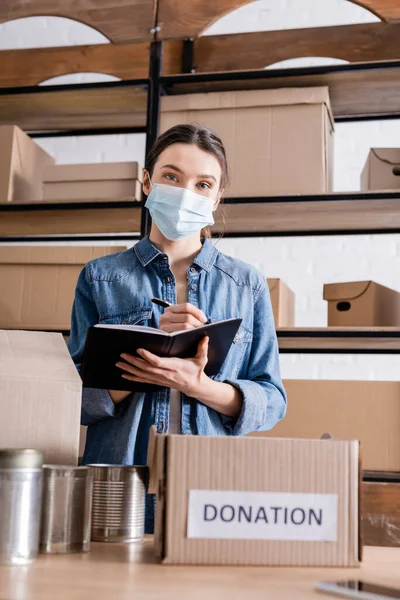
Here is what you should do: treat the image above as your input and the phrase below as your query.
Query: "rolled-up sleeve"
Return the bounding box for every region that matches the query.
[223,281,287,436]
[68,265,117,426]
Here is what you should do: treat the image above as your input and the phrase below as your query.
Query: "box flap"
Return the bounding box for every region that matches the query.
[147,425,159,494]
[370,148,400,167]
[323,281,372,302]
[43,162,143,183]
[0,330,80,382]
[267,278,279,292]
[0,330,81,383]
[161,87,333,125]
[0,246,127,266]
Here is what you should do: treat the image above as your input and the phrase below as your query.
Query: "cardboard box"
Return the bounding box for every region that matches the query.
[361,149,400,191]
[323,281,400,327]
[0,330,82,464]
[160,87,334,196]
[0,125,54,203]
[148,429,360,567]
[268,278,295,327]
[250,380,400,473]
[0,246,126,330]
[43,162,143,201]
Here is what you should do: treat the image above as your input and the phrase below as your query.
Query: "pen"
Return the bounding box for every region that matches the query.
[151,297,211,325]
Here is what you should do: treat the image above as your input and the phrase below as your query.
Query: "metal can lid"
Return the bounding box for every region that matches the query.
[0,449,44,469]
[43,465,90,478]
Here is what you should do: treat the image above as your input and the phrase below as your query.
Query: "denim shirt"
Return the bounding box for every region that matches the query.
[68,236,287,532]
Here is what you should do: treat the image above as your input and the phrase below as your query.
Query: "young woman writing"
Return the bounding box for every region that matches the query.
[68,124,287,532]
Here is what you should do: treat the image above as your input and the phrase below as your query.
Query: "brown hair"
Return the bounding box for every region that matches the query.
[145,124,228,239]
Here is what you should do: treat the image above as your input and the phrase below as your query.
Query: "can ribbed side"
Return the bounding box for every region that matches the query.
[89,466,146,542]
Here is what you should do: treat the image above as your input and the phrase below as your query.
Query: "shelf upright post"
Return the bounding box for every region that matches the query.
[141,40,163,238]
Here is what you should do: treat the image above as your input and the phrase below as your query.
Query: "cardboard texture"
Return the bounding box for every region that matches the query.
[148,430,360,567]
[251,380,400,473]
[268,278,295,327]
[160,87,334,196]
[0,330,82,464]
[0,125,54,203]
[323,281,400,327]
[0,246,126,330]
[43,162,143,201]
[361,149,400,191]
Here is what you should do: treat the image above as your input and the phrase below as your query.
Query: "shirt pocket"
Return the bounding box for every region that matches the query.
[99,307,153,327]
[224,323,253,380]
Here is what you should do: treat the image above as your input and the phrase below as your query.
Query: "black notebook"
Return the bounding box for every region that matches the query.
[80,318,242,392]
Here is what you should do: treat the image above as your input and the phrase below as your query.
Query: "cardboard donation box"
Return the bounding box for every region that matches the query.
[0,125,54,203]
[43,162,143,201]
[323,281,400,327]
[251,380,400,472]
[0,330,82,464]
[160,87,334,196]
[148,430,360,567]
[268,278,295,327]
[0,246,126,330]
[361,149,400,191]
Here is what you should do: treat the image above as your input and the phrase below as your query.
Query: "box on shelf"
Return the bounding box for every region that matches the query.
[250,379,400,472]
[42,162,143,201]
[361,149,400,191]
[160,87,334,196]
[268,278,295,327]
[323,280,400,327]
[148,429,360,567]
[0,125,54,203]
[0,330,81,464]
[0,246,127,331]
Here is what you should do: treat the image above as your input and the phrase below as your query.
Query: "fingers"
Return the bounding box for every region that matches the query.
[167,303,207,324]
[163,312,204,327]
[196,336,209,360]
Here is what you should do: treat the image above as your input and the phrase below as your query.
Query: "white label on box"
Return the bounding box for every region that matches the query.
[187,490,338,541]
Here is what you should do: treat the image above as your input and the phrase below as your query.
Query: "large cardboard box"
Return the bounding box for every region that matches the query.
[0,330,82,464]
[160,87,334,196]
[148,430,360,567]
[361,149,400,191]
[0,246,126,330]
[43,162,142,201]
[268,278,295,327]
[250,380,400,473]
[323,281,400,327]
[0,125,54,203]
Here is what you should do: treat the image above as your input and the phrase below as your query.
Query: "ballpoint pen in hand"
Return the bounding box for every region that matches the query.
[151,297,211,325]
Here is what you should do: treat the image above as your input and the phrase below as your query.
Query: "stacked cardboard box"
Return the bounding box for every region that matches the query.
[161,87,334,197]
[0,246,127,331]
[0,126,54,203]
[324,281,400,326]
[250,380,400,473]
[361,149,400,191]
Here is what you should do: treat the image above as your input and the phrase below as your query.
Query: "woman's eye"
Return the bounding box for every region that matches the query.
[165,173,177,182]
[197,182,211,190]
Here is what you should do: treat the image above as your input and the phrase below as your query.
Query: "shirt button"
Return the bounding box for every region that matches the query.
[190,267,196,273]
[167,277,171,283]
[191,284,197,291]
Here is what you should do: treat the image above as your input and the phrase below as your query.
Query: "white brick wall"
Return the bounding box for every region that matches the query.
[1,1,399,380]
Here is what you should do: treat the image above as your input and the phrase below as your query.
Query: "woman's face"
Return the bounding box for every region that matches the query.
[143,143,223,207]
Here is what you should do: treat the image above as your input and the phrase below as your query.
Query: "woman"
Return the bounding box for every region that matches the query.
[68,124,287,533]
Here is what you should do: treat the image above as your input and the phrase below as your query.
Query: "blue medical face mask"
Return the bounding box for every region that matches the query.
[145,181,216,241]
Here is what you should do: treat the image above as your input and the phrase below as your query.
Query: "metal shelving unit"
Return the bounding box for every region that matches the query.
[2,42,400,354]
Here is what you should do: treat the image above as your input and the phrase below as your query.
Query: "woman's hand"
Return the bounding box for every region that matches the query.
[115,337,209,398]
[159,302,207,333]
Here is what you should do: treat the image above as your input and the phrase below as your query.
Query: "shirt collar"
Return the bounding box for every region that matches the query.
[134,236,218,273]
